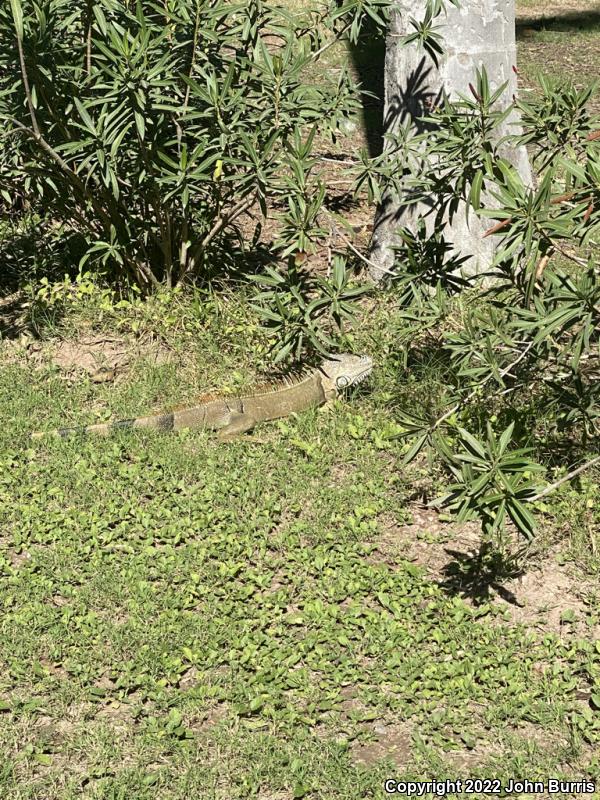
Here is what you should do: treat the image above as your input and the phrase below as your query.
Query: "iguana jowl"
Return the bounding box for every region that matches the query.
[31,354,373,441]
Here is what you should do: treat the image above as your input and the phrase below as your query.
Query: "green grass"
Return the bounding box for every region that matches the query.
[1,3,600,797]
[516,1,600,109]
[1,293,599,800]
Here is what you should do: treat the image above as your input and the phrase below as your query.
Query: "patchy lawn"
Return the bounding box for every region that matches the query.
[1,2,600,798]
[0,292,599,799]
[517,0,600,111]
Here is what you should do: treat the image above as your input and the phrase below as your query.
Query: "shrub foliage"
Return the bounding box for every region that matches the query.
[363,68,600,540]
[0,0,380,290]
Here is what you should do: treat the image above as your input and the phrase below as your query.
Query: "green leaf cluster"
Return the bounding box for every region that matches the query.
[374,68,600,542]
[250,256,370,362]
[0,0,383,290]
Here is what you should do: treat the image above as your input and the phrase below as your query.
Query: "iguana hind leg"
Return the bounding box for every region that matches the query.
[216,411,257,441]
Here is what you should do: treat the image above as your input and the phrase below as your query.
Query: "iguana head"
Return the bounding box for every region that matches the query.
[319,353,373,393]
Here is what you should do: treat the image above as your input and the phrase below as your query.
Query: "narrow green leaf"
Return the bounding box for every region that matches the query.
[10,0,24,40]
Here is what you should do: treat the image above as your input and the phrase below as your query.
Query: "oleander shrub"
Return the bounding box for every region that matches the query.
[0,0,384,290]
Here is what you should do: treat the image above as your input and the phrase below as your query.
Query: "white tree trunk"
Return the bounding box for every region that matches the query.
[369,0,531,282]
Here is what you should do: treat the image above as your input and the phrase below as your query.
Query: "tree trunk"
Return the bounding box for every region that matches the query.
[369,0,531,283]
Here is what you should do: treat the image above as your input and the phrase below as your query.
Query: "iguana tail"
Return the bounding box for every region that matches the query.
[31,412,177,440]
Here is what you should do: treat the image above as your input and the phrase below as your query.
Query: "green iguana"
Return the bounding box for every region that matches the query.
[31,353,373,441]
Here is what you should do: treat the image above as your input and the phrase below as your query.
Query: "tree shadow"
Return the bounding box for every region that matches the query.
[0,291,33,340]
[383,56,442,135]
[192,235,276,285]
[346,8,600,158]
[0,224,38,298]
[438,542,528,606]
[0,219,90,338]
[345,6,448,160]
[346,24,386,157]
[367,56,443,246]
[323,190,362,213]
[516,9,600,36]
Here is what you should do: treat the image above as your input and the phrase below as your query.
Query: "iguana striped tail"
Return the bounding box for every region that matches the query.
[30,353,374,441]
[31,412,178,439]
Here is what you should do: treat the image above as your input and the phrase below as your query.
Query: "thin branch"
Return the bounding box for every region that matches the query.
[483,217,511,239]
[133,125,172,284]
[176,0,201,152]
[530,455,600,502]
[85,0,93,75]
[318,156,360,165]
[179,216,190,275]
[183,192,257,278]
[131,255,161,290]
[7,117,113,229]
[535,251,551,280]
[321,205,398,276]
[200,192,257,250]
[309,20,351,62]
[15,32,40,137]
[547,239,589,268]
[432,339,536,432]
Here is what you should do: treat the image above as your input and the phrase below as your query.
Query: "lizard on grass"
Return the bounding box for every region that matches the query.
[31,353,373,441]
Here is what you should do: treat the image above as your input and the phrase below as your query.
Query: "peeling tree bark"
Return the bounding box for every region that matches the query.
[369,0,531,282]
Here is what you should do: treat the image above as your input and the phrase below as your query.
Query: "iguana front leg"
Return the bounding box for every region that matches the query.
[318,399,337,414]
[216,410,257,441]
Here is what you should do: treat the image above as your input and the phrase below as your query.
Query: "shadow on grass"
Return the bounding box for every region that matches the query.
[0,219,279,340]
[516,9,600,36]
[438,542,528,606]
[0,219,92,338]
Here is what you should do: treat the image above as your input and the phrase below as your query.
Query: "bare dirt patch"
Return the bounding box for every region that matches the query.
[350,721,414,769]
[350,719,502,776]
[509,721,570,752]
[498,561,599,637]
[95,702,135,725]
[374,507,600,638]
[2,331,174,382]
[443,740,501,773]
[0,537,33,569]
[517,0,600,23]
[258,795,294,800]
[375,508,481,572]
[186,702,230,733]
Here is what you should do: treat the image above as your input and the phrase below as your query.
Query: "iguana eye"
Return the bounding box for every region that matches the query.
[336,375,350,388]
